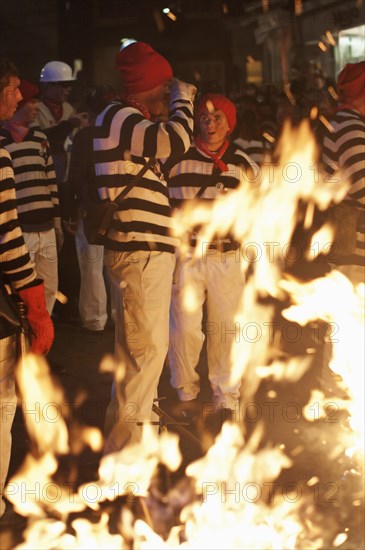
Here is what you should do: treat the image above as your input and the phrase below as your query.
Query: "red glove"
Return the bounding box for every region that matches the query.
[18,281,54,355]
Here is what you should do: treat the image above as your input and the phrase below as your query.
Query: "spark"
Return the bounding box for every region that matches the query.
[310,106,318,120]
[328,85,339,101]
[55,290,68,304]
[318,41,327,52]
[262,131,275,143]
[325,30,336,46]
[319,115,334,133]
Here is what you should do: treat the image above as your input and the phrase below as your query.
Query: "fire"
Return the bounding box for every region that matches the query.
[4,121,364,549]
[282,272,365,457]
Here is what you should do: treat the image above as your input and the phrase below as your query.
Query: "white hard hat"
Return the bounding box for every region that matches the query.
[39,61,76,83]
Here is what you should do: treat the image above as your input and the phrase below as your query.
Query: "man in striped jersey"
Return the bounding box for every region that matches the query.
[322,61,365,285]
[94,42,196,448]
[166,93,258,416]
[0,79,62,313]
[0,58,54,525]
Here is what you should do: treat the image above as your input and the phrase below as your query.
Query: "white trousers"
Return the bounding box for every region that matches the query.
[23,229,58,314]
[104,250,175,446]
[75,220,107,331]
[168,248,244,409]
[0,333,17,517]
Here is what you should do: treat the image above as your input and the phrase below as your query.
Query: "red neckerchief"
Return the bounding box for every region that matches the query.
[336,103,360,113]
[2,120,29,143]
[120,95,151,120]
[42,98,63,123]
[195,135,229,172]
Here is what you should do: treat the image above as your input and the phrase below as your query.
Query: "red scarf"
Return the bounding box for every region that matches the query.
[195,136,229,172]
[120,95,151,120]
[2,120,29,143]
[336,102,361,113]
[42,98,63,123]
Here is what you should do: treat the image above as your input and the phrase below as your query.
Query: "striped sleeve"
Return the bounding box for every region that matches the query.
[322,111,365,206]
[44,139,60,215]
[94,97,193,161]
[322,110,365,263]
[234,137,265,166]
[0,147,36,289]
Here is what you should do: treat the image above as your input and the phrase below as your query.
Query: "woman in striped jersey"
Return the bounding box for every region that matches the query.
[166,94,258,417]
[94,42,196,449]
[322,61,365,286]
[0,58,53,525]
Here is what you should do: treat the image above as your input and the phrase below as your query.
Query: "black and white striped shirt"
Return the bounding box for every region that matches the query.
[0,147,36,290]
[93,97,194,253]
[322,109,365,265]
[234,137,266,166]
[167,141,259,208]
[0,128,59,231]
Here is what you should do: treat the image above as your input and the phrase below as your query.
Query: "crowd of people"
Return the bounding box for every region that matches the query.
[0,41,364,526]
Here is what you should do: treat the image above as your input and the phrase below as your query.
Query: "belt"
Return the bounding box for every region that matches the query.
[189,238,240,252]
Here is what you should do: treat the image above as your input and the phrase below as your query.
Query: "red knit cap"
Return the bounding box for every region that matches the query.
[17,80,39,109]
[195,93,237,134]
[115,42,173,95]
[337,61,365,101]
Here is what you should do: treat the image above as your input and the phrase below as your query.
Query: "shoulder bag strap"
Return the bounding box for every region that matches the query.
[113,157,156,208]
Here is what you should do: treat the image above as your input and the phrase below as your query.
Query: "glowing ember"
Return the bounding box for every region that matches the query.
[325,31,336,47]
[262,131,275,144]
[55,290,68,304]
[327,86,339,101]
[309,107,318,120]
[318,115,334,133]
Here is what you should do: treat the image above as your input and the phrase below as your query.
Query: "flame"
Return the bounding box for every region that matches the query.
[281,272,365,456]
[5,121,364,549]
[15,354,69,455]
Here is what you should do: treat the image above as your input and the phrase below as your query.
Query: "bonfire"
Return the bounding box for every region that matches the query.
[4,122,364,549]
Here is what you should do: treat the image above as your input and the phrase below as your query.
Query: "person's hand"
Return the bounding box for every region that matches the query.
[62,218,78,235]
[169,78,197,103]
[70,112,89,129]
[54,218,64,252]
[18,281,54,355]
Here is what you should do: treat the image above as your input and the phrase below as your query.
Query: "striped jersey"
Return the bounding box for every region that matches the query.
[322,108,365,265]
[0,147,35,290]
[93,98,194,253]
[0,128,59,231]
[167,141,259,208]
[234,137,266,166]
